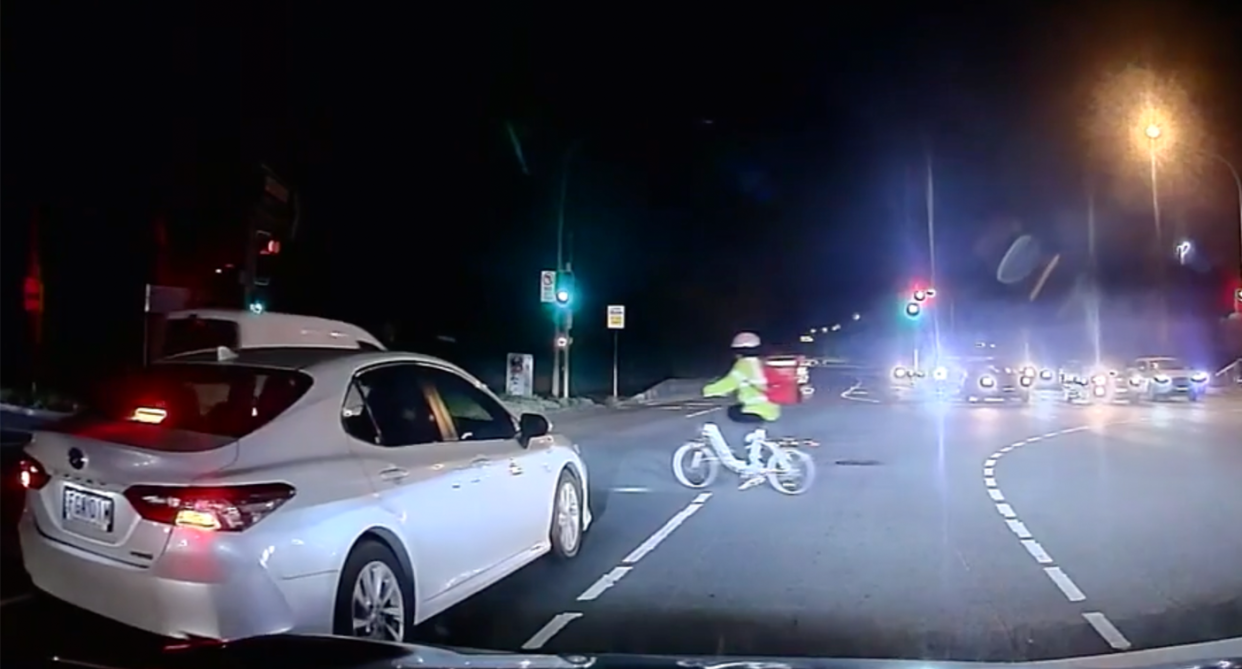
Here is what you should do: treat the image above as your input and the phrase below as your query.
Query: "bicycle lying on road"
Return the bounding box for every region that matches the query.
[672,423,817,494]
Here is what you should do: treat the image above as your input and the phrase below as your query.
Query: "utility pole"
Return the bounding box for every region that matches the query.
[552,141,582,398]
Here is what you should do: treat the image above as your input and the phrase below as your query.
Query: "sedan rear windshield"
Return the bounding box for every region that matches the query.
[57,364,312,442]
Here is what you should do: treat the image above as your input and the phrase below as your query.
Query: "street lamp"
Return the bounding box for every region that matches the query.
[1144,120,1169,345]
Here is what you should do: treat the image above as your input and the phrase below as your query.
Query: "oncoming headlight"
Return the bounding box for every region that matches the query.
[1091,374,1107,386]
[893,366,908,379]
[1019,376,1032,387]
[979,375,996,388]
[1040,369,1053,380]
[1190,371,1209,383]
[1154,374,1170,383]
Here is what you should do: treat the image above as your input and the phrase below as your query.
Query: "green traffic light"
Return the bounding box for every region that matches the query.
[905,302,921,318]
[249,301,266,315]
[556,289,570,304]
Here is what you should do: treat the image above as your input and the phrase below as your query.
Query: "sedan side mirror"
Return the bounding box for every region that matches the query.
[517,412,550,448]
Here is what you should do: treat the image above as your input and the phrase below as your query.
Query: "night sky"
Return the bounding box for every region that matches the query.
[3,3,1239,396]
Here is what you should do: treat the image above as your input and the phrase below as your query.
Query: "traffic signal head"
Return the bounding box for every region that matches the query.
[248,299,266,315]
[554,271,574,306]
[905,302,921,318]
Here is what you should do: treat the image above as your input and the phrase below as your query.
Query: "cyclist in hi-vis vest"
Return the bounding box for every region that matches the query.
[702,331,780,488]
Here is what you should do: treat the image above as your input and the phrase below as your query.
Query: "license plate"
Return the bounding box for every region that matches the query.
[62,486,115,533]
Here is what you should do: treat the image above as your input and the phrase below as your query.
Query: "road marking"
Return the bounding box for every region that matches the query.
[1083,612,1133,650]
[577,566,633,601]
[521,612,584,650]
[686,407,720,418]
[612,486,650,493]
[1020,539,1054,564]
[1005,519,1033,539]
[979,421,1174,651]
[0,594,32,608]
[525,491,715,649]
[840,383,881,403]
[621,493,711,565]
[1044,566,1087,601]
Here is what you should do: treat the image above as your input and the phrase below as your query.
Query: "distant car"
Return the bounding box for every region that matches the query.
[1059,360,1133,404]
[18,345,590,642]
[955,362,1032,404]
[1125,356,1211,402]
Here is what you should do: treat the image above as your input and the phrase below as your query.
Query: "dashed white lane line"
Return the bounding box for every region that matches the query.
[1044,567,1087,602]
[521,612,584,650]
[521,491,714,650]
[984,424,1133,653]
[1083,611,1134,650]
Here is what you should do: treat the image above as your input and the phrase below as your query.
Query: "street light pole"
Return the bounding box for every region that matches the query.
[1146,124,1169,346]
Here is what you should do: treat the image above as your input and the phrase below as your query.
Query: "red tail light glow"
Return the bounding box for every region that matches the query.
[123,483,295,531]
[130,407,168,424]
[18,456,51,490]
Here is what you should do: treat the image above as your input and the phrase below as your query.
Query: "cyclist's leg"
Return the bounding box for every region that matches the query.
[724,405,767,470]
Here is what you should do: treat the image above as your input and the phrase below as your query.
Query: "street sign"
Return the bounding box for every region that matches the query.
[506,353,534,397]
[607,305,626,330]
[540,270,556,303]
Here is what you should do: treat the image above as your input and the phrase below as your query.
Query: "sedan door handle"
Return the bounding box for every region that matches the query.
[379,466,409,481]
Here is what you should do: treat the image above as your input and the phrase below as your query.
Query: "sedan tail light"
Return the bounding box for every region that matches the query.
[18,456,51,490]
[123,483,296,532]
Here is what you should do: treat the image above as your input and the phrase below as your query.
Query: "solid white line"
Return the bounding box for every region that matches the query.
[0,594,32,608]
[1021,538,1054,564]
[1005,519,1033,539]
[685,407,720,418]
[996,503,1017,518]
[988,488,1005,501]
[577,566,633,601]
[621,500,708,565]
[1082,612,1133,650]
[521,612,584,650]
[1044,566,1087,601]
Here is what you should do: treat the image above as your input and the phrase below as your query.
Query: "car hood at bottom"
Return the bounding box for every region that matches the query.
[51,633,1242,669]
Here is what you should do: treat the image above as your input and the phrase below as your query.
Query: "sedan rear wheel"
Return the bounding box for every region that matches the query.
[334,540,413,642]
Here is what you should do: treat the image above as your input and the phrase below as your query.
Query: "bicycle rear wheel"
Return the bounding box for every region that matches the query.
[766,448,815,495]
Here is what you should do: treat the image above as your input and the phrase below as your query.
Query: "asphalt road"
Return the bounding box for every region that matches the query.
[3,376,1241,664]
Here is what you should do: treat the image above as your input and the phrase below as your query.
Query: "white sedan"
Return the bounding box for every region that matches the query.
[18,346,590,642]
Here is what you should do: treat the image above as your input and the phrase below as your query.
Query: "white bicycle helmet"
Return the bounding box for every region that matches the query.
[731,331,761,349]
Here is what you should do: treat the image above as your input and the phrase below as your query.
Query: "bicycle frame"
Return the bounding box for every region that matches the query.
[698,422,765,473]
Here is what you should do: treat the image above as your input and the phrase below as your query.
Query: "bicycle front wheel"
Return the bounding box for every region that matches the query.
[766,448,816,495]
[672,441,720,489]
